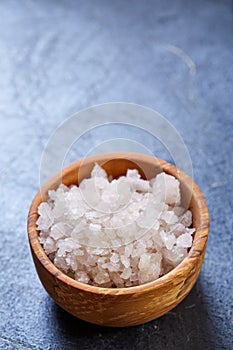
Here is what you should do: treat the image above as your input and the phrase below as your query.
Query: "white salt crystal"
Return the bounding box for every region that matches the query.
[163,246,188,266]
[109,238,120,248]
[179,210,192,226]
[160,230,176,250]
[161,211,178,224]
[110,253,120,263]
[102,262,120,272]
[48,189,57,201]
[57,237,80,252]
[69,255,78,270]
[97,257,108,264]
[37,164,194,288]
[70,207,85,219]
[39,230,49,244]
[138,254,151,270]
[151,251,162,265]
[124,243,133,257]
[91,248,106,255]
[79,178,100,207]
[37,202,54,230]
[52,200,66,219]
[120,267,132,279]
[139,253,162,284]
[115,180,131,206]
[87,254,98,266]
[74,249,84,256]
[54,255,69,273]
[153,172,180,205]
[111,273,124,287]
[101,185,118,203]
[43,237,56,254]
[120,255,130,268]
[136,209,160,229]
[170,222,186,236]
[187,228,196,235]
[126,169,140,179]
[129,178,150,193]
[176,233,193,248]
[111,215,124,228]
[94,271,110,285]
[75,271,90,284]
[126,169,150,192]
[50,223,67,240]
[91,163,108,178]
[134,241,147,256]
[89,223,101,232]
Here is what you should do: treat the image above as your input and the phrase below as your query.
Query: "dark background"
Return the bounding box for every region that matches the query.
[0,1,232,349]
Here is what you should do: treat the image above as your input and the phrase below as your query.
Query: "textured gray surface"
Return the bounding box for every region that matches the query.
[0,0,232,349]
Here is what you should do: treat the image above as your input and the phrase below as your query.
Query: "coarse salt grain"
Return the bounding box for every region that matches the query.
[37,163,195,288]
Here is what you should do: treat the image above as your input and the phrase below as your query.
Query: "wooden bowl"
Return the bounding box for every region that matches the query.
[27,152,209,327]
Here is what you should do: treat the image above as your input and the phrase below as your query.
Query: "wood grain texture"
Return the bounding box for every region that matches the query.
[27,152,209,327]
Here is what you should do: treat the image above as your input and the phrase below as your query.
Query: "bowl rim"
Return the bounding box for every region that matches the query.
[27,152,209,296]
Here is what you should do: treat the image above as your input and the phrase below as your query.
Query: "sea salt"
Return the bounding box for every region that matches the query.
[37,163,195,288]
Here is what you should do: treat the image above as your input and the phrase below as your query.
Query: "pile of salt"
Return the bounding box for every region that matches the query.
[37,164,194,288]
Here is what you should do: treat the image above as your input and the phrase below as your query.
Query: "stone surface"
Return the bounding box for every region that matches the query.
[0,0,232,349]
